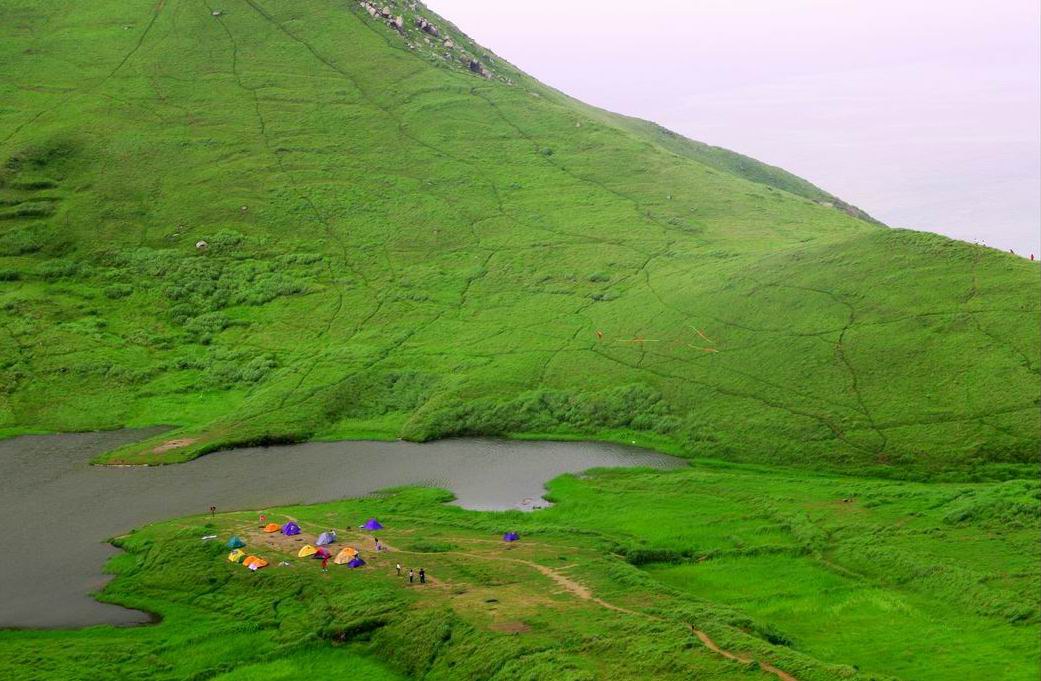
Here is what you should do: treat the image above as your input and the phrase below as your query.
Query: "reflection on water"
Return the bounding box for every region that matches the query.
[0,430,683,629]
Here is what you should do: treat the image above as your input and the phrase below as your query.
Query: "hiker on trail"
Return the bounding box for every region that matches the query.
[374,537,382,552]
[209,505,216,517]
[419,568,426,584]
[259,513,266,524]
[396,563,402,576]
[408,568,414,584]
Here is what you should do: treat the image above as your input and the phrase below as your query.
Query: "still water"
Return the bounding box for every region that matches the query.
[0,429,683,628]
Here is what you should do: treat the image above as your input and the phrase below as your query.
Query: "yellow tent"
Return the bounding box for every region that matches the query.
[333,546,358,564]
[298,544,317,558]
[227,549,247,563]
[262,523,281,533]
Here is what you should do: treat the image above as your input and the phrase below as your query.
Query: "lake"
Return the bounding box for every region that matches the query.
[0,429,683,629]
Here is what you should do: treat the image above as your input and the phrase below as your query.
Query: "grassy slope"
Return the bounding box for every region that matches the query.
[1,466,1036,680]
[0,0,1038,477]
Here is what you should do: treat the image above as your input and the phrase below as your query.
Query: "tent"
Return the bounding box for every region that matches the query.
[315,531,337,546]
[298,544,317,558]
[313,547,331,559]
[346,557,366,568]
[243,555,268,568]
[226,536,246,549]
[503,532,520,542]
[360,518,383,531]
[227,549,247,563]
[334,547,358,564]
[262,523,281,533]
[281,521,301,536]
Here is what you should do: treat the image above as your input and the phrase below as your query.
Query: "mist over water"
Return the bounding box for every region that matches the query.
[426,0,1040,256]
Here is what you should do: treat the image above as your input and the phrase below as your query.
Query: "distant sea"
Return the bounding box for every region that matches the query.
[658,66,1040,257]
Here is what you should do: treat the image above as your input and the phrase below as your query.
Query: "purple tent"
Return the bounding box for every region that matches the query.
[347,557,366,568]
[281,521,301,536]
[360,518,383,531]
[502,532,520,542]
[315,531,336,546]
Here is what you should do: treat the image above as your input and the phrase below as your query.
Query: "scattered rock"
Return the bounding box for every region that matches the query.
[211,9,223,17]
[389,15,404,30]
[468,58,491,78]
[195,240,209,250]
[443,39,454,49]
[415,17,440,37]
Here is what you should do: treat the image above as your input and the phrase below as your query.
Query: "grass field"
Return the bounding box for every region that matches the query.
[0,0,1036,477]
[1,463,1036,680]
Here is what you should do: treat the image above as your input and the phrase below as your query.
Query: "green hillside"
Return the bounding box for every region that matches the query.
[0,0,1037,476]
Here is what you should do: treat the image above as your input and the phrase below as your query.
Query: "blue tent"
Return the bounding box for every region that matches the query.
[281,521,301,536]
[347,557,366,568]
[360,518,383,531]
[226,536,246,549]
[502,532,520,542]
[316,531,337,546]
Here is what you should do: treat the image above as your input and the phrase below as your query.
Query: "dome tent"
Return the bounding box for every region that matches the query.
[334,547,358,564]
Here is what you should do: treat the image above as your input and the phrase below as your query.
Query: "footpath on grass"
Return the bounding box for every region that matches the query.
[244,516,800,681]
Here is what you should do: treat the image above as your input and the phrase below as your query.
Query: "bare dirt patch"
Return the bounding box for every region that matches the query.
[490,620,530,634]
[151,438,197,454]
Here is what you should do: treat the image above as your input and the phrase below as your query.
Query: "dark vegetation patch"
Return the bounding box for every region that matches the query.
[404,384,680,441]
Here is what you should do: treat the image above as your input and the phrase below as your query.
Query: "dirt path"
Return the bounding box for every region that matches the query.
[443,549,799,681]
[239,524,798,681]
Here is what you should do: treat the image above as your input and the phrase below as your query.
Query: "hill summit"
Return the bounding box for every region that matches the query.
[0,0,1037,476]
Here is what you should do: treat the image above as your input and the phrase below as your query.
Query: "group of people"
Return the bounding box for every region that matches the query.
[396,562,426,584]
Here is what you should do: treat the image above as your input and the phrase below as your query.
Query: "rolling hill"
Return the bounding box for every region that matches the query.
[0,0,1037,476]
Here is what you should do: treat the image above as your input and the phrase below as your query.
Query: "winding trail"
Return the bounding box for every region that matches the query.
[399,540,801,681]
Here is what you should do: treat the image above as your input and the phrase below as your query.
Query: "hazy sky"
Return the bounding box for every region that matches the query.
[426,0,1040,255]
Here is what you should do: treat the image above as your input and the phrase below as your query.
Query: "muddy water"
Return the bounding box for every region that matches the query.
[0,430,683,629]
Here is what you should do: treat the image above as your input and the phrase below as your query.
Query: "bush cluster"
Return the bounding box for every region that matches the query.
[405,384,681,441]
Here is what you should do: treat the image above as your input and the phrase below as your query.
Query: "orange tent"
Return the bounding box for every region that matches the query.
[243,555,268,569]
[262,523,281,533]
[333,546,359,564]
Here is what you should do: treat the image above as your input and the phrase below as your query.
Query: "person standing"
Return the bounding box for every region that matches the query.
[395,563,402,576]
[321,555,329,573]
[408,568,414,584]
[374,536,381,552]
[209,505,216,517]
[419,568,426,584]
